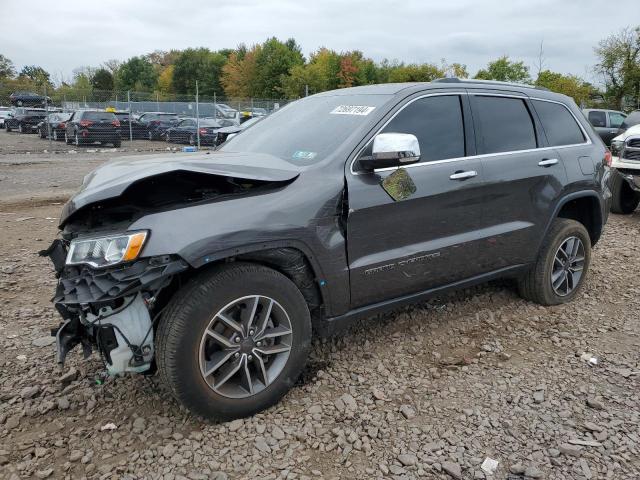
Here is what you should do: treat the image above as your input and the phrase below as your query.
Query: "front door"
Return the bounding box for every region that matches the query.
[346,93,489,308]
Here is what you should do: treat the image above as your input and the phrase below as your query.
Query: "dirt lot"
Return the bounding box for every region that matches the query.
[0,133,639,480]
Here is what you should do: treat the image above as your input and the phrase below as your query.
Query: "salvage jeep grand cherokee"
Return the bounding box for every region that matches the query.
[43,79,611,421]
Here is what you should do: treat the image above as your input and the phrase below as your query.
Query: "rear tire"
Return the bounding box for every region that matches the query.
[156,263,312,422]
[74,132,81,146]
[113,139,121,148]
[610,170,640,214]
[518,218,591,305]
[18,123,23,134]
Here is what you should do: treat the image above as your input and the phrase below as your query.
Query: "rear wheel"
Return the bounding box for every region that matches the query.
[518,218,591,305]
[148,131,153,141]
[74,132,81,146]
[18,123,23,134]
[610,170,640,214]
[113,139,121,148]
[157,263,312,421]
[53,130,58,141]
[189,134,195,146]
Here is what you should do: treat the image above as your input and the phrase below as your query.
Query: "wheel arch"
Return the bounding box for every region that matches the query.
[176,241,326,319]
[550,191,604,246]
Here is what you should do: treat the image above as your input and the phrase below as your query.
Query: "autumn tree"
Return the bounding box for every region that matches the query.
[18,65,52,87]
[221,45,261,97]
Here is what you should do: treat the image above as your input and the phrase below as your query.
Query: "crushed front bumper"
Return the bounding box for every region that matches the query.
[41,240,189,374]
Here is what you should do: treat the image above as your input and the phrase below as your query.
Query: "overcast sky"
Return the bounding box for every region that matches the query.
[2,0,639,84]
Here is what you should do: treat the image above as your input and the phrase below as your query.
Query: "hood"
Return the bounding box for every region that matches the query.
[60,151,300,226]
[613,123,640,142]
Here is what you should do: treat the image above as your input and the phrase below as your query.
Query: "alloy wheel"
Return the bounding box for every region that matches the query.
[551,236,585,296]
[198,295,293,399]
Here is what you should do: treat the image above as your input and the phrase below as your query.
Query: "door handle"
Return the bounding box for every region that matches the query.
[449,170,478,180]
[538,158,558,167]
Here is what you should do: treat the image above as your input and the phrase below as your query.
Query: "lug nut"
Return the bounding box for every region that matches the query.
[234,352,240,358]
[249,329,255,336]
[248,355,253,361]
[256,341,262,347]
[234,336,241,343]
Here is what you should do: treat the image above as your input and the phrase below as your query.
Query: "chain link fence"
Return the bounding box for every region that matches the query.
[0,83,290,151]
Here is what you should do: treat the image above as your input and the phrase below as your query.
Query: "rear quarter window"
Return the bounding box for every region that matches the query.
[533,100,585,146]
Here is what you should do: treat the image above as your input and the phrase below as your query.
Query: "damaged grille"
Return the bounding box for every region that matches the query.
[55,256,189,304]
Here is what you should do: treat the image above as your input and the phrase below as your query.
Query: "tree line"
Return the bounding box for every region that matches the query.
[0,27,638,109]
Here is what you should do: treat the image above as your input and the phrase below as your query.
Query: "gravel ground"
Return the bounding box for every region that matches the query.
[0,147,639,480]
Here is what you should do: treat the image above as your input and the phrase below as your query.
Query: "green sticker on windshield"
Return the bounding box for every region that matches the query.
[292,151,317,160]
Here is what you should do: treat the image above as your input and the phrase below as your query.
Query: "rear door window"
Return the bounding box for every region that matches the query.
[533,100,585,146]
[474,96,536,154]
[587,111,606,127]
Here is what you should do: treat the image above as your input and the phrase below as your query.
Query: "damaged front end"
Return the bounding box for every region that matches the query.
[41,238,188,375]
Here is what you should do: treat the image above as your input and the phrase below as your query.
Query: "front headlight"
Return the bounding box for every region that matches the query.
[66,231,148,268]
[611,140,623,157]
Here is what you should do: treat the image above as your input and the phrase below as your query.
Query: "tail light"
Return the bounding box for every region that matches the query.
[604,149,612,167]
[199,128,208,135]
[59,122,66,129]
[112,120,120,127]
[151,120,160,125]
[79,120,93,128]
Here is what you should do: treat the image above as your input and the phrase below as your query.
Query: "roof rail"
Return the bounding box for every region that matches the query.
[433,77,549,91]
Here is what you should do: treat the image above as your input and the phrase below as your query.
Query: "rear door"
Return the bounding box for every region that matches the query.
[346,92,489,308]
[469,92,568,270]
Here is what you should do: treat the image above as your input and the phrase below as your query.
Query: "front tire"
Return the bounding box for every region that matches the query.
[518,218,591,305]
[610,170,640,214]
[157,263,312,421]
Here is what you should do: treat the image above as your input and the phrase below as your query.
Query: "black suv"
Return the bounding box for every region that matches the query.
[138,112,180,140]
[64,110,121,147]
[43,80,611,421]
[5,108,48,133]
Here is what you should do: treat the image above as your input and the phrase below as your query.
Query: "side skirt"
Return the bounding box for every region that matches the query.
[315,264,528,337]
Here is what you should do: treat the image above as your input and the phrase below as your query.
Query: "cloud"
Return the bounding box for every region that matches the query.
[1,0,638,83]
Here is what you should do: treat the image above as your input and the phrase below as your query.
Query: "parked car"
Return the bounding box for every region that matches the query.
[5,108,48,133]
[214,116,263,146]
[0,107,11,128]
[9,91,51,107]
[37,112,72,140]
[583,109,627,145]
[609,122,640,214]
[165,118,221,145]
[42,79,610,422]
[64,110,121,147]
[138,112,180,140]
[114,111,146,139]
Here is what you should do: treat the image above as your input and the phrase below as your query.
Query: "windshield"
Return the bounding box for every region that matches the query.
[220,94,392,164]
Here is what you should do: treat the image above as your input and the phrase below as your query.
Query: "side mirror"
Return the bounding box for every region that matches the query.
[359,133,421,171]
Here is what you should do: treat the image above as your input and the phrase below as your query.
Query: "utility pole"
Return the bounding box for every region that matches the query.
[195,81,201,150]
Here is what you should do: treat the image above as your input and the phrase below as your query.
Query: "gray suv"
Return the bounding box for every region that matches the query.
[43,79,611,421]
